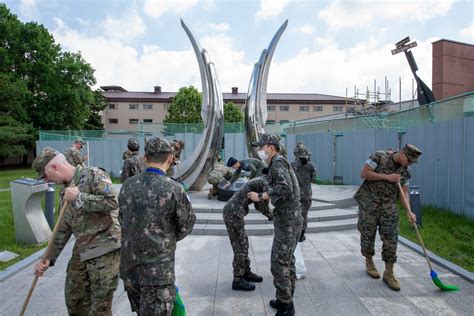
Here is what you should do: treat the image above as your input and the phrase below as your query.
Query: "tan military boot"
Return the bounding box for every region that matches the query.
[365,256,380,279]
[207,188,214,199]
[383,262,401,291]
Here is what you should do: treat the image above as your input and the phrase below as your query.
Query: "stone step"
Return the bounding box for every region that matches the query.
[192,200,338,214]
[190,218,358,236]
[195,208,357,225]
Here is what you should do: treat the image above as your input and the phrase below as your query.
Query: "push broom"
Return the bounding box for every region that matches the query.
[397,183,459,291]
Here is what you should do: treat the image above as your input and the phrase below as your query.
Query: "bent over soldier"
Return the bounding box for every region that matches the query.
[33,148,121,315]
[64,138,88,167]
[120,138,146,182]
[119,137,196,315]
[226,157,265,187]
[223,176,273,291]
[207,163,234,199]
[354,144,421,291]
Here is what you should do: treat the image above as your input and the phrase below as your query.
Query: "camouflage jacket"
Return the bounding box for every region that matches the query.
[291,159,317,198]
[119,168,196,286]
[120,152,146,183]
[65,146,85,167]
[354,151,411,208]
[49,167,121,264]
[279,144,288,159]
[207,163,234,185]
[223,176,272,219]
[230,158,265,183]
[266,155,301,219]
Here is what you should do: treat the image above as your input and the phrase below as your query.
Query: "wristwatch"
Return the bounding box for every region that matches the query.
[258,192,263,200]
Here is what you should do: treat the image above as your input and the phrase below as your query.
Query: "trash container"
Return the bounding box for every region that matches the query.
[409,185,422,227]
[10,178,52,245]
[45,183,56,229]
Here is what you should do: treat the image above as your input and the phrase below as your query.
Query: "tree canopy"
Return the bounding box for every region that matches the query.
[224,102,244,123]
[163,86,203,124]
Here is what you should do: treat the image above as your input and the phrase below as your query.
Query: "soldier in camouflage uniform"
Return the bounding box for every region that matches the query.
[120,138,146,183]
[223,176,273,291]
[293,141,304,158]
[33,147,121,316]
[226,157,266,187]
[354,144,421,291]
[64,138,88,167]
[276,135,287,159]
[207,163,234,199]
[248,134,303,316]
[119,137,196,315]
[166,139,185,178]
[291,147,317,242]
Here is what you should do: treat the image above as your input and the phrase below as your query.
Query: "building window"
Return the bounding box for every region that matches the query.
[143,119,153,123]
[267,105,275,111]
[267,120,275,124]
[300,105,309,112]
[143,104,153,110]
[108,104,117,109]
[333,106,343,112]
[313,105,323,112]
[129,119,139,124]
[280,105,289,111]
[129,104,139,110]
[108,118,118,124]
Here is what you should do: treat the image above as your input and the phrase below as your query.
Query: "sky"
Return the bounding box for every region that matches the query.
[4,0,474,101]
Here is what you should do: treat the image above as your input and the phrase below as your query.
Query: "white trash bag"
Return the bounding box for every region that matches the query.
[294,243,307,280]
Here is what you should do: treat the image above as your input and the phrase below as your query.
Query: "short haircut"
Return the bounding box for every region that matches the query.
[145,152,171,164]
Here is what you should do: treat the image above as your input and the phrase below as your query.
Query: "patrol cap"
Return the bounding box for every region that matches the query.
[251,134,280,147]
[75,138,85,146]
[227,157,238,167]
[296,147,311,159]
[403,144,422,163]
[145,137,171,155]
[32,147,60,179]
[127,138,140,151]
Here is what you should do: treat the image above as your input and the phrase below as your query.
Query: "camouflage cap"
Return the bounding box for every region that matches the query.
[145,137,171,154]
[75,137,85,146]
[296,147,311,159]
[251,134,280,147]
[403,144,422,163]
[127,138,140,151]
[32,147,60,179]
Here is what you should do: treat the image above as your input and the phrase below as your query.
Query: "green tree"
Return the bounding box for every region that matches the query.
[224,102,244,133]
[84,90,107,131]
[163,86,203,135]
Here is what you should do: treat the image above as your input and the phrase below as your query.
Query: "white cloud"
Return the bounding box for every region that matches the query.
[255,0,292,21]
[292,24,316,35]
[100,10,146,41]
[459,23,474,40]
[208,23,230,33]
[319,0,454,29]
[19,0,38,20]
[143,0,199,18]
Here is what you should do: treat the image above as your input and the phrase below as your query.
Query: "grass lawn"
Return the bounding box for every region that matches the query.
[0,168,36,189]
[399,204,474,272]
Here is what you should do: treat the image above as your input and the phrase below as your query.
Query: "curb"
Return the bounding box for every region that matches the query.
[0,248,45,282]
[398,236,474,283]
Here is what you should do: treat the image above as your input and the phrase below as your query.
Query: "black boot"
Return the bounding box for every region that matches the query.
[299,229,306,242]
[269,299,282,309]
[243,270,263,283]
[232,278,255,291]
[276,302,295,316]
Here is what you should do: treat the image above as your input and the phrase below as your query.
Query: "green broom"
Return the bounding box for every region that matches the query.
[397,183,459,291]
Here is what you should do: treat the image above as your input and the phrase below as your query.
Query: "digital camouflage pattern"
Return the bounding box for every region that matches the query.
[207,163,234,185]
[65,146,85,167]
[124,281,175,316]
[120,152,146,183]
[167,140,184,177]
[354,150,413,263]
[266,154,303,304]
[223,177,272,277]
[291,150,317,230]
[229,158,266,184]
[122,149,132,160]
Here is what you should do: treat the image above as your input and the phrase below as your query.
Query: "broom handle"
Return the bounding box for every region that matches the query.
[397,183,433,271]
[20,200,70,316]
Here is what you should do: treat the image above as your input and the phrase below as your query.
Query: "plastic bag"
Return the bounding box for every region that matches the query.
[172,286,186,316]
[295,243,307,280]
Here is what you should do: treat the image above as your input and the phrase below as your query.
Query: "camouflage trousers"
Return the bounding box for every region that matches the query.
[124,281,175,316]
[65,245,119,316]
[271,216,302,304]
[357,203,399,263]
[300,195,312,230]
[223,212,251,277]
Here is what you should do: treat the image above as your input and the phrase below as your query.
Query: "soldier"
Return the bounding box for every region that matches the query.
[64,138,88,167]
[167,139,185,178]
[354,144,421,291]
[291,147,317,242]
[207,163,234,199]
[225,157,265,187]
[32,147,121,315]
[120,138,146,183]
[119,137,196,315]
[276,135,288,159]
[292,141,304,158]
[223,177,273,291]
[247,134,302,316]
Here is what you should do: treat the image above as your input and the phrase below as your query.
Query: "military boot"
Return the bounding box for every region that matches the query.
[383,262,401,291]
[243,270,263,283]
[232,277,255,291]
[207,188,214,200]
[299,229,306,242]
[365,256,380,279]
[275,302,295,316]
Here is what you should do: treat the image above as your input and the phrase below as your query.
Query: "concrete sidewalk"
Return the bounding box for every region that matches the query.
[1,229,473,315]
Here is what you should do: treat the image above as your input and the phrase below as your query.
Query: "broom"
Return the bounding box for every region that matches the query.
[397,183,459,291]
